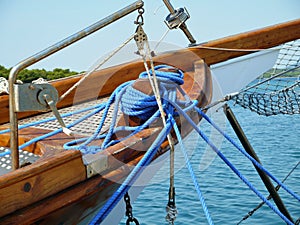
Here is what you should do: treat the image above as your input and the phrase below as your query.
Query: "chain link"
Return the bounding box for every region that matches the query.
[124,192,140,225]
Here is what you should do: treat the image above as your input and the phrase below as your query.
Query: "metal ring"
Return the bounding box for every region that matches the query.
[126,217,140,225]
[138,8,144,14]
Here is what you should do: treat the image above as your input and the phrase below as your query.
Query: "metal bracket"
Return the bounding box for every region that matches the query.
[14,83,73,135]
[164,7,190,29]
[14,83,58,112]
[162,0,196,45]
[83,154,108,178]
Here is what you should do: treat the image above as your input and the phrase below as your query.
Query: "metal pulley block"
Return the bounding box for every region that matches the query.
[165,7,190,29]
[134,24,148,55]
[14,83,73,135]
[162,0,196,45]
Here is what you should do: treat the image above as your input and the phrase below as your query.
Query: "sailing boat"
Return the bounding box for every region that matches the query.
[0,1,299,224]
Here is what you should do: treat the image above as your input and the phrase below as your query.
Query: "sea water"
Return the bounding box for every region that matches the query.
[120,104,300,224]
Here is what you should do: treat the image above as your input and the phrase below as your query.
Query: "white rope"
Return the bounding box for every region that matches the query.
[135,24,176,209]
[198,45,282,52]
[166,204,178,224]
[135,25,175,148]
[153,29,170,52]
[59,34,136,101]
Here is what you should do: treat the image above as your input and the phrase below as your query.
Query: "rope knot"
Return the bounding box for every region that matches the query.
[165,204,178,224]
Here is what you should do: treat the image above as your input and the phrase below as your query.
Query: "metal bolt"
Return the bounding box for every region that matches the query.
[23,182,31,192]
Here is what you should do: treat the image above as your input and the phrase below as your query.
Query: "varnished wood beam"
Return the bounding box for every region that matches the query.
[0,19,299,125]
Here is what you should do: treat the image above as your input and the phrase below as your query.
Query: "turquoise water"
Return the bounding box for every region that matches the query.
[120,104,300,224]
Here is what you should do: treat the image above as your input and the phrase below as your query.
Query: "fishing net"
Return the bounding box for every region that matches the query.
[233,39,300,116]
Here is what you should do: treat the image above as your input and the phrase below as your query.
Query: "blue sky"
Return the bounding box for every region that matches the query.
[1,0,299,71]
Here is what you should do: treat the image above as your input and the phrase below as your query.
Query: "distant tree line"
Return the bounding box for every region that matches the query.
[0,65,79,83]
[1,65,298,82]
[262,67,300,78]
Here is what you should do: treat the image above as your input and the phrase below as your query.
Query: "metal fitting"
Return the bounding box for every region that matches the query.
[165,7,189,29]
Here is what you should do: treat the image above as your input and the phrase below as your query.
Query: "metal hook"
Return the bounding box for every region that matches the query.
[134,7,145,25]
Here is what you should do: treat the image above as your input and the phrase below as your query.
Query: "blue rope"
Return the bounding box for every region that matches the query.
[64,64,184,153]
[88,65,187,224]
[138,64,184,85]
[88,121,173,225]
[19,105,105,150]
[2,63,295,224]
[167,99,294,225]
[0,149,10,157]
[73,81,132,151]
[120,65,184,121]
[171,117,214,225]
[195,106,300,202]
[87,64,296,224]
[0,103,104,136]
[120,85,157,120]
[99,109,162,149]
[0,104,105,157]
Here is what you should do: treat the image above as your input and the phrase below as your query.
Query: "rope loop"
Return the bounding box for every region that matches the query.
[120,85,158,120]
[139,64,184,85]
[120,65,184,121]
[61,64,185,153]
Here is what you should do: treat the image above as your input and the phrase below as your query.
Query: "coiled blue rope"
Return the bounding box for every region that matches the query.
[138,64,184,85]
[64,64,184,153]
[120,85,157,120]
[120,64,184,121]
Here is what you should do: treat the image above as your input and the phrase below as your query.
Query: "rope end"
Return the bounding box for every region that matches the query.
[63,127,74,136]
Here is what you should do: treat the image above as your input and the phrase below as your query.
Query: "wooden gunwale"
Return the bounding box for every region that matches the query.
[0,18,299,223]
[0,19,299,124]
[0,150,152,225]
[0,58,211,222]
[0,127,161,218]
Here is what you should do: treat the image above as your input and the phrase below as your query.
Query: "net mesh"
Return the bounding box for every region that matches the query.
[233,39,300,116]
